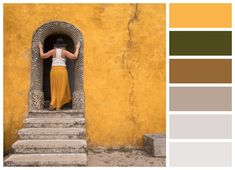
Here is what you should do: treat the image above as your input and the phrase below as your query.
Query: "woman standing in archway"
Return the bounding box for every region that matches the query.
[38,38,80,111]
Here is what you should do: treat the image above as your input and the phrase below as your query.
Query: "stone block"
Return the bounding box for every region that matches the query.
[144,134,166,157]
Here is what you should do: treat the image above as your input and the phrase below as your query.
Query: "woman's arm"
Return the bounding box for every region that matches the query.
[64,42,81,60]
[38,42,54,59]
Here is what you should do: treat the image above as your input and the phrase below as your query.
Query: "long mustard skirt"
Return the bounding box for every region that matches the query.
[50,66,71,109]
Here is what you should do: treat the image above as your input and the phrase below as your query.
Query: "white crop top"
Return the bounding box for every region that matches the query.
[52,48,66,66]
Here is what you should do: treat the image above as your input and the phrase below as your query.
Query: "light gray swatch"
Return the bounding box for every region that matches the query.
[170,87,232,111]
[170,114,232,139]
[170,142,232,166]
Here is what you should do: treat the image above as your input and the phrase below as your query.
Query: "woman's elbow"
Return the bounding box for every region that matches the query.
[40,55,46,59]
[72,55,78,60]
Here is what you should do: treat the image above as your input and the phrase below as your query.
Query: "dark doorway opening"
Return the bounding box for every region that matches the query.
[43,34,75,109]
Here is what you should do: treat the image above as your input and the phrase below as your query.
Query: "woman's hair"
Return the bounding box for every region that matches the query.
[54,38,67,48]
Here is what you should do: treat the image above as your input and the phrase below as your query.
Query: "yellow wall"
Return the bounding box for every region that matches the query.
[4,3,166,152]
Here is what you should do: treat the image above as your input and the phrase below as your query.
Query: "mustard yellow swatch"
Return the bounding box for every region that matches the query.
[170,3,232,28]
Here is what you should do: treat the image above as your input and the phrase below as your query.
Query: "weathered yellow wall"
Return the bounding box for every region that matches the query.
[4,3,166,152]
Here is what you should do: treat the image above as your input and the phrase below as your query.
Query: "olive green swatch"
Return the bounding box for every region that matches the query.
[170,31,232,55]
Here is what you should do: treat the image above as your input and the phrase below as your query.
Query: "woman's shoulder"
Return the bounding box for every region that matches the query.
[50,48,56,58]
[50,48,56,52]
[62,49,71,55]
[61,49,67,59]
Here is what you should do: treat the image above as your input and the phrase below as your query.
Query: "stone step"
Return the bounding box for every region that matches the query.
[23,118,85,128]
[12,140,87,154]
[18,128,85,140]
[4,153,87,166]
[28,110,84,118]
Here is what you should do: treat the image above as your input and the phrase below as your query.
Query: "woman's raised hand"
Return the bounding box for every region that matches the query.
[76,41,81,49]
[38,41,43,49]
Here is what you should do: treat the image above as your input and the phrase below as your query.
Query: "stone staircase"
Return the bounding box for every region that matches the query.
[5,109,87,167]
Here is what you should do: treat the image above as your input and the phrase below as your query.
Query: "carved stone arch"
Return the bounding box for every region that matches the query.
[28,21,84,113]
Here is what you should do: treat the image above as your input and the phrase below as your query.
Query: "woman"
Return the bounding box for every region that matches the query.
[38,38,80,111]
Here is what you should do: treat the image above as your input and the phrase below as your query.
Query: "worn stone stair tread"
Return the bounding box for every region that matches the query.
[28,110,84,118]
[30,109,81,113]
[4,153,87,166]
[19,128,85,134]
[18,128,85,139]
[24,118,85,128]
[12,139,87,153]
[13,139,87,149]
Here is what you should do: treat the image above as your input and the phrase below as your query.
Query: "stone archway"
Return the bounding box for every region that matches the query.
[28,21,84,113]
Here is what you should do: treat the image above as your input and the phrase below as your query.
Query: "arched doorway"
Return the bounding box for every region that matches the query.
[28,21,84,113]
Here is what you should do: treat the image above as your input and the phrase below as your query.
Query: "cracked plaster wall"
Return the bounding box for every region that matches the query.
[4,3,166,151]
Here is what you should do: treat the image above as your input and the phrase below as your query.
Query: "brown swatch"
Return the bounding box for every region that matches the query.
[170,59,231,83]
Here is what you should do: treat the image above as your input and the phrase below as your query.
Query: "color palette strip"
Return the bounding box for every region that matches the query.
[170,31,232,55]
[168,3,232,167]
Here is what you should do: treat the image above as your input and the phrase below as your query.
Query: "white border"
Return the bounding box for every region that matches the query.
[1,0,234,169]
[170,139,232,143]
[0,1,3,169]
[169,84,232,87]
[169,111,233,115]
[169,28,233,31]
[170,56,232,59]
[231,0,234,167]
[0,0,233,3]
[166,2,170,167]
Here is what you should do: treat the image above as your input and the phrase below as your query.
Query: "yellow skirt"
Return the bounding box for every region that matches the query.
[50,66,71,109]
